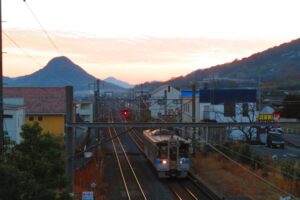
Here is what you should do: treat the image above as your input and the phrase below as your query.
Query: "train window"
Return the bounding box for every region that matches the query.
[179,144,189,157]
[158,144,168,158]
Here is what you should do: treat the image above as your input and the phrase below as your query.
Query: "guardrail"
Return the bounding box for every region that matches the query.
[282,127,300,135]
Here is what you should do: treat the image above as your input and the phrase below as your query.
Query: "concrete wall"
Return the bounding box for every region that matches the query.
[26,115,65,135]
[149,86,180,118]
[3,98,25,144]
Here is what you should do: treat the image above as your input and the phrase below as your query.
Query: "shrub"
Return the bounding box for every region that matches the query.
[238,143,252,164]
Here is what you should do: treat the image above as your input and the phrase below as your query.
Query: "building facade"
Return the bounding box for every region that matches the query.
[199,89,257,122]
[3,98,25,144]
[76,100,94,122]
[181,90,200,122]
[4,87,66,135]
[148,85,181,120]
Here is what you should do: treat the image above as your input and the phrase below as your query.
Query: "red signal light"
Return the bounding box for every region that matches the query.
[121,109,129,118]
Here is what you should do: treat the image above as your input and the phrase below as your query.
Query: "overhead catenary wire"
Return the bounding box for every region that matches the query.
[216,143,300,180]
[24,1,62,56]
[3,31,41,66]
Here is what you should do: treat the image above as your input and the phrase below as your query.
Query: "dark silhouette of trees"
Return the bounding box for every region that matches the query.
[0,122,69,200]
[281,95,300,119]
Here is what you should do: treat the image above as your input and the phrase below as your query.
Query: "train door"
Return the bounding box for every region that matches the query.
[168,140,179,170]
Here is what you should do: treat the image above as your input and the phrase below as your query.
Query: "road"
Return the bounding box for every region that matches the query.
[282,134,300,148]
[251,144,300,160]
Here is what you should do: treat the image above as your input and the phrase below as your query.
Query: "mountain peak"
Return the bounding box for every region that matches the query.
[104,76,134,89]
[46,56,74,67]
[5,56,124,92]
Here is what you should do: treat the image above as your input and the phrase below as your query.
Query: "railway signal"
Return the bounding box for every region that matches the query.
[120,109,129,118]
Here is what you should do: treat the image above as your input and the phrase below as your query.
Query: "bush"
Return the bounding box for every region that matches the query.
[280,158,298,180]
[251,154,264,170]
[238,143,252,164]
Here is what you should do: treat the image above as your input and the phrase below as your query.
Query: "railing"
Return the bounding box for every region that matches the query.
[282,127,300,135]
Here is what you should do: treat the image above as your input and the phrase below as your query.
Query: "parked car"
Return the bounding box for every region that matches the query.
[266,133,285,149]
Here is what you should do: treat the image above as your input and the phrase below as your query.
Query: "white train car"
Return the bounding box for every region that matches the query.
[142,129,190,178]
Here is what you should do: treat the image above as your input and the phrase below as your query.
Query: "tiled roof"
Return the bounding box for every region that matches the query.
[3,87,66,114]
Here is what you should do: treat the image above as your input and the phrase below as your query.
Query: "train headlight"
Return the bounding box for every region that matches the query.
[179,160,183,165]
[162,159,167,165]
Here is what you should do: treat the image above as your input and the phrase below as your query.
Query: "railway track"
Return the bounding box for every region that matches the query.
[127,128,220,200]
[109,126,148,200]
[128,128,144,152]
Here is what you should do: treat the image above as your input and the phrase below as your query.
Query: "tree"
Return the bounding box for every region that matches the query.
[214,103,257,143]
[0,122,69,200]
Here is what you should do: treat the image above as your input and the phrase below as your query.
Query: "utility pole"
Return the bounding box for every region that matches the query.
[164,89,167,120]
[94,79,100,122]
[65,86,74,195]
[0,0,4,154]
[192,84,196,156]
[96,79,100,121]
[95,79,100,157]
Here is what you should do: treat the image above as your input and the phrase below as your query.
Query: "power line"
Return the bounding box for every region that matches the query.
[24,1,62,56]
[3,31,41,66]
[217,143,299,180]
[206,142,297,199]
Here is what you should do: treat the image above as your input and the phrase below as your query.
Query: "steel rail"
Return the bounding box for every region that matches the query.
[112,127,148,200]
[108,128,131,200]
[127,130,144,153]
[183,186,199,200]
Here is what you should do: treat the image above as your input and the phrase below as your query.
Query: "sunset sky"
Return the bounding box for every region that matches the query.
[3,0,300,84]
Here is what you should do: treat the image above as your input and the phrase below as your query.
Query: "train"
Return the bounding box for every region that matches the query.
[142,128,191,178]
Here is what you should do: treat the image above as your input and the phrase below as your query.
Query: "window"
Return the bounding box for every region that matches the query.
[80,103,90,109]
[38,116,43,121]
[242,103,248,117]
[224,102,235,117]
[158,143,168,158]
[168,86,171,92]
[29,116,34,121]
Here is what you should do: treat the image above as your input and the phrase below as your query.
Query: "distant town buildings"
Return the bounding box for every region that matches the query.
[148,85,181,121]
[4,87,66,135]
[181,90,200,122]
[199,89,257,123]
[75,100,94,123]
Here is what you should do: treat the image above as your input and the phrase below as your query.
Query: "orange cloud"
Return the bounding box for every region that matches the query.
[3,29,285,84]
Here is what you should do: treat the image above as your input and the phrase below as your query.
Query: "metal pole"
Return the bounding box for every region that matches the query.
[65,86,74,195]
[192,84,196,155]
[0,0,4,154]
[97,79,100,121]
[164,89,167,118]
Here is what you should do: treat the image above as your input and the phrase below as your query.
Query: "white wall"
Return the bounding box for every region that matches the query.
[181,96,200,122]
[149,85,180,118]
[76,102,94,122]
[200,102,257,122]
[3,98,25,144]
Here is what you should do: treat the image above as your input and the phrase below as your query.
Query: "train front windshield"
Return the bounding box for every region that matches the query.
[158,143,168,159]
[179,143,189,157]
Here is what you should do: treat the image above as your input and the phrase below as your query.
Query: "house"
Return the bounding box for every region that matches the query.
[3,98,25,144]
[75,100,93,122]
[181,90,200,122]
[199,89,257,122]
[4,87,66,135]
[148,85,181,120]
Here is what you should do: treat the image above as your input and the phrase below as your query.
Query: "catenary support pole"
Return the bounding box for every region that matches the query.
[0,0,4,154]
[65,86,74,195]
